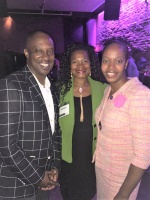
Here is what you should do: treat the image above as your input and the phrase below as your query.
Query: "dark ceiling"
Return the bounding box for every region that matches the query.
[5,0,105,18]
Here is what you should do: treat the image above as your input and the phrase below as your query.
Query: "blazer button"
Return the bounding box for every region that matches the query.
[94,124,96,127]
[94,137,97,140]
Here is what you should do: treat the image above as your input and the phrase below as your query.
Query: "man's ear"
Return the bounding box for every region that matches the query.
[24,49,29,59]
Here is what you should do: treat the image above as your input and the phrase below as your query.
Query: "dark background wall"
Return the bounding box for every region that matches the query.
[0,14,88,58]
[0,15,64,55]
[63,17,87,50]
[96,0,150,64]
[0,0,149,61]
[0,14,87,78]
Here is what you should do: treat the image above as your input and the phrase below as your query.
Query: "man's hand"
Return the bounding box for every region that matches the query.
[39,169,59,191]
[38,170,59,190]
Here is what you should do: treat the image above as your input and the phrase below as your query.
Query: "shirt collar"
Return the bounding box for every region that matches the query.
[27,65,51,88]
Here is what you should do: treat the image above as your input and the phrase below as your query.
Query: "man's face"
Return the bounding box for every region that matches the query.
[24,32,55,81]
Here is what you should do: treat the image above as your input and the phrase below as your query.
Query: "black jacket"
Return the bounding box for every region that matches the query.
[0,66,61,198]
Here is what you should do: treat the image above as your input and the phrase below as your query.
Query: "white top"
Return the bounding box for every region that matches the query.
[33,75,55,134]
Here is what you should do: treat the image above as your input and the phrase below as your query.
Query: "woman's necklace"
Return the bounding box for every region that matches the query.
[74,83,89,122]
[74,84,87,93]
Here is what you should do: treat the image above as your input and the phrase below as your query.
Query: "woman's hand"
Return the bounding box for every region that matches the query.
[113,193,129,200]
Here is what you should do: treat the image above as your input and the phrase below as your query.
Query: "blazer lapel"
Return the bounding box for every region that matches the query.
[23,66,50,127]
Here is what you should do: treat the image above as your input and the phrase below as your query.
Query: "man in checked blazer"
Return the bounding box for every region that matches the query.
[0,30,61,199]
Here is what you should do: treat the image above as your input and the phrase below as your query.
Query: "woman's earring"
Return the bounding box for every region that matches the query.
[89,72,91,76]
[71,72,73,78]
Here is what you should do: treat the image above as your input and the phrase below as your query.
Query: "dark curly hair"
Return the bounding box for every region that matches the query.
[58,42,106,98]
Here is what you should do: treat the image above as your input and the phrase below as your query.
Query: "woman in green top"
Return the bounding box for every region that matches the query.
[58,42,106,200]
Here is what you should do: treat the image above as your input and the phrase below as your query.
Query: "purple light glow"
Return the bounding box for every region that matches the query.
[86,19,96,47]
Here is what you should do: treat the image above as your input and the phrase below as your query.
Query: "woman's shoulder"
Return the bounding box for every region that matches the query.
[124,79,150,106]
[128,78,150,95]
[133,84,150,99]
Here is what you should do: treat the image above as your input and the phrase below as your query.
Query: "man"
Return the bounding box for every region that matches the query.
[0,31,61,199]
[132,48,148,82]
[126,56,139,78]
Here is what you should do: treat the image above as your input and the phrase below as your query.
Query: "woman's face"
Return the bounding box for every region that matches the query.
[70,50,91,80]
[101,43,128,86]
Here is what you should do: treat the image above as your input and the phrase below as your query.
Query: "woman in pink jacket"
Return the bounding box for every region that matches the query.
[94,39,150,200]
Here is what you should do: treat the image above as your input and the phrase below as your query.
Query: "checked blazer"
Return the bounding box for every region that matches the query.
[0,66,61,198]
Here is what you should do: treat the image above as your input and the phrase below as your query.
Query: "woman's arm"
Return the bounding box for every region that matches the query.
[114,164,145,200]
[114,86,150,200]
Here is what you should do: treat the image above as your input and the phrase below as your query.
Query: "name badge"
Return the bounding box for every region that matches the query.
[59,104,69,118]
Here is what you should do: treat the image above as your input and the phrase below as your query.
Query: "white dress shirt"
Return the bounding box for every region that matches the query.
[33,76,55,134]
